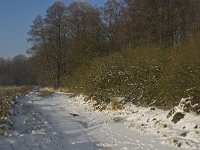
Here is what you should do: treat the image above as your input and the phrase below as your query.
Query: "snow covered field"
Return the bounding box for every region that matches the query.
[0,90,199,149]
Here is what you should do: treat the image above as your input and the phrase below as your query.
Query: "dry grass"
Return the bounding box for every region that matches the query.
[38,90,54,97]
[110,100,123,110]
[43,87,69,93]
[0,86,31,120]
[56,87,69,93]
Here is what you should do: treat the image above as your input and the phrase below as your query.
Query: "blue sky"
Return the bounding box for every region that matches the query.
[0,0,105,58]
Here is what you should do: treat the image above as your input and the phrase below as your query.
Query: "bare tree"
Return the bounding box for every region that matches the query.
[102,0,126,53]
[27,0,200,88]
[28,2,67,88]
[66,2,103,70]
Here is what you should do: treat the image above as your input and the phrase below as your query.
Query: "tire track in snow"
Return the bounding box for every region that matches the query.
[0,91,106,150]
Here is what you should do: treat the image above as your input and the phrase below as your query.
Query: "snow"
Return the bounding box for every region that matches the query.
[0,92,103,150]
[67,94,200,150]
[0,90,199,149]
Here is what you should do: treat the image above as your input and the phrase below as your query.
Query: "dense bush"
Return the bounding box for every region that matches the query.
[63,36,200,109]
[159,36,200,107]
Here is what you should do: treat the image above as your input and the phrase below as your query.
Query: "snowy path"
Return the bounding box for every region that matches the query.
[0,91,178,150]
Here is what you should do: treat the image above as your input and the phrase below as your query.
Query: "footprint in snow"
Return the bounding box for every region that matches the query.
[128,138,133,140]
[148,144,154,148]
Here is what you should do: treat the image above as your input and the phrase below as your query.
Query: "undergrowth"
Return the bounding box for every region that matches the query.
[62,36,200,109]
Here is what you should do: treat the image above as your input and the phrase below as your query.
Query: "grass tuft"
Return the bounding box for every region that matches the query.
[38,90,54,97]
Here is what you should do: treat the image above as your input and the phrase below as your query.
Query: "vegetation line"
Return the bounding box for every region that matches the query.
[1,0,200,109]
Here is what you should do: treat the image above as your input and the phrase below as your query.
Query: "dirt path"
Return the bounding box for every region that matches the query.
[0,92,104,150]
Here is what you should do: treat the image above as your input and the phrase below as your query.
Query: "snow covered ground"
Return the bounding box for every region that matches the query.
[0,90,198,149]
[0,92,104,150]
[68,94,200,150]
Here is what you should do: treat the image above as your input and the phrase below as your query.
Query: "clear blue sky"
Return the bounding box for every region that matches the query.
[0,0,105,58]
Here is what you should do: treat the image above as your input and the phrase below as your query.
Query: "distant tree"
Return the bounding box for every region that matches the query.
[0,55,35,86]
[0,57,12,85]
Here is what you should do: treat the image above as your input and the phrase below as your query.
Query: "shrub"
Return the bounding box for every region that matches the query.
[63,36,200,109]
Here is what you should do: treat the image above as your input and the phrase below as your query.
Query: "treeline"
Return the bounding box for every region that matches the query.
[0,55,35,86]
[28,0,200,88]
